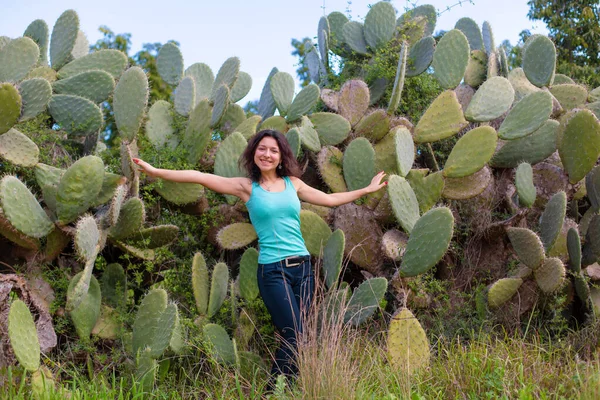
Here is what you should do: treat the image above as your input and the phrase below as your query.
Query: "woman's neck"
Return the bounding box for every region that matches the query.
[260,172,279,183]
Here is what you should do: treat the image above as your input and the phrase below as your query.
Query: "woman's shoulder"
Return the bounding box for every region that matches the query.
[287,176,304,191]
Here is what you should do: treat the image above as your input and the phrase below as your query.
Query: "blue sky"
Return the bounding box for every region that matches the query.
[2,0,548,103]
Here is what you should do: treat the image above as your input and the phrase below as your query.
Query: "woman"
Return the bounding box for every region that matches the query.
[133,129,386,384]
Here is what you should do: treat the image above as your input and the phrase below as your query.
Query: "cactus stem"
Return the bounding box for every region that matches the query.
[425,143,440,172]
[387,41,408,116]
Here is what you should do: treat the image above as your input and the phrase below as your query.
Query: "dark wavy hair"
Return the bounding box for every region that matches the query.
[240,129,302,182]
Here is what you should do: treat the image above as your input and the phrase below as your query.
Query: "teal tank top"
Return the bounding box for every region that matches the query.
[245,176,309,264]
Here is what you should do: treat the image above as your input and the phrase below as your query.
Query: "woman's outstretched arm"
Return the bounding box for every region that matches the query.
[291,171,387,207]
[133,158,251,201]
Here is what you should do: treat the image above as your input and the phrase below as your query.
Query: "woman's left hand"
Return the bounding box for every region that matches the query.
[365,171,387,194]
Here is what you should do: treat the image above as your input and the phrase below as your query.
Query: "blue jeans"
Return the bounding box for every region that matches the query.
[257,256,314,378]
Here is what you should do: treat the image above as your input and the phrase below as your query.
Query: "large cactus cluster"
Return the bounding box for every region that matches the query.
[4,0,600,384]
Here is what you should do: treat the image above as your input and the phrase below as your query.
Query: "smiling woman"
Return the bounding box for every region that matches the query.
[133,129,386,387]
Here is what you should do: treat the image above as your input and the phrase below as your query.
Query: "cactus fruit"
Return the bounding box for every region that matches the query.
[343,138,376,191]
[491,120,559,168]
[443,126,497,178]
[323,229,345,289]
[56,155,105,225]
[113,67,149,141]
[203,323,235,364]
[307,111,352,146]
[386,307,430,373]
[174,76,195,117]
[387,174,420,234]
[515,163,536,207]
[432,29,470,89]
[0,176,54,238]
[0,37,40,83]
[539,191,567,253]
[300,210,332,256]
[239,248,259,302]
[522,34,556,87]
[557,109,600,184]
[208,262,229,318]
[216,222,257,250]
[0,128,40,167]
[414,90,468,143]
[317,146,347,193]
[0,83,23,134]
[68,272,101,339]
[506,228,545,270]
[399,207,454,277]
[465,77,515,122]
[58,49,127,79]
[487,278,522,308]
[344,277,388,325]
[8,299,41,372]
[287,83,320,123]
[363,1,395,50]
[534,257,565,293]
[405,169,444,213]
[18,78,52,121]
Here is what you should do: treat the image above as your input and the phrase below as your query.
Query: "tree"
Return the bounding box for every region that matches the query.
[528,0,600,86]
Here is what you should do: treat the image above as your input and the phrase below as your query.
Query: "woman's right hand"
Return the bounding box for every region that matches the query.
[132,158,158,177]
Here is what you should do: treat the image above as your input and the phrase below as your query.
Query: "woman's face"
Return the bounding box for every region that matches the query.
[254,136,281,174]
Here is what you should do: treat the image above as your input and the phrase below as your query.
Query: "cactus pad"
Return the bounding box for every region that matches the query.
[239,248,259,301]
[0,37,40,83]
[285,128,301,158]
[491,120,559,168]
[317,146,347,193]
[257,67,279,119]
[539,191,567,252]
[270,71,295,116]
[549,84,588,111]
[287,84,320,122]
[0,128,39,167]
[443,126,497,178]
[442,166,491,200]
[0,176,54,238]
[487,278,522,308]
[400,207,454,277]
[432,29,470,89]
[464,50,487,88]
[342,21,368,55]
[210,84,230,128]
[24,19,49,65]
[155,180,204,205]
[182,99,212,164]
[354,109,390,141]
[101,263,127,309]
[49,10,79,70]
[150,303,178,358]
[455,17,484,51]
[214,131,246,203]
[338,80,370,126]
[216,223,257,250]
[300,210,332,256]
[515,163,536,207]
[132,289,168,355]
[230,71,252,103]
[394,127,415,177]
[465,77,515,122]
[8,299,41,372]
[18,78,52,121]
[74,215,100,261]
[109,197,145,240]
[52,70,115,103]
[211,57,240,101]
[498,91,553,140]
[387,307,430,373]
[127,225,179,249]
[506,227,544,270]
[173,76,195,117]
[414,90,468,143]
[567,228,581,273]
[185,62,214,102]
[58,49,127,79]
[0,83,22,134]
[344,277,388,325]
[48,94,103,136]
[388,174,420,234]
[113,67,149,141]
[523,35,556,87]
[582,215,600,267]
[308,112,350,145]
[156,42,183,86]
[557,109,600,184]
[208,262,229,318]
[406,169,444,213]
[146,100,174,149]
[406,36,435,77]
[56,155,104,225]
[364,1,395,50]
[323,229,345,289]
[586,166,600,212]
[382,228,408,261]
[68,272,101,340]
[343,137,376,191]
[192,252,209,316]
[234,115,262,140]
[203,323,235,364]
[534,257,565,293]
